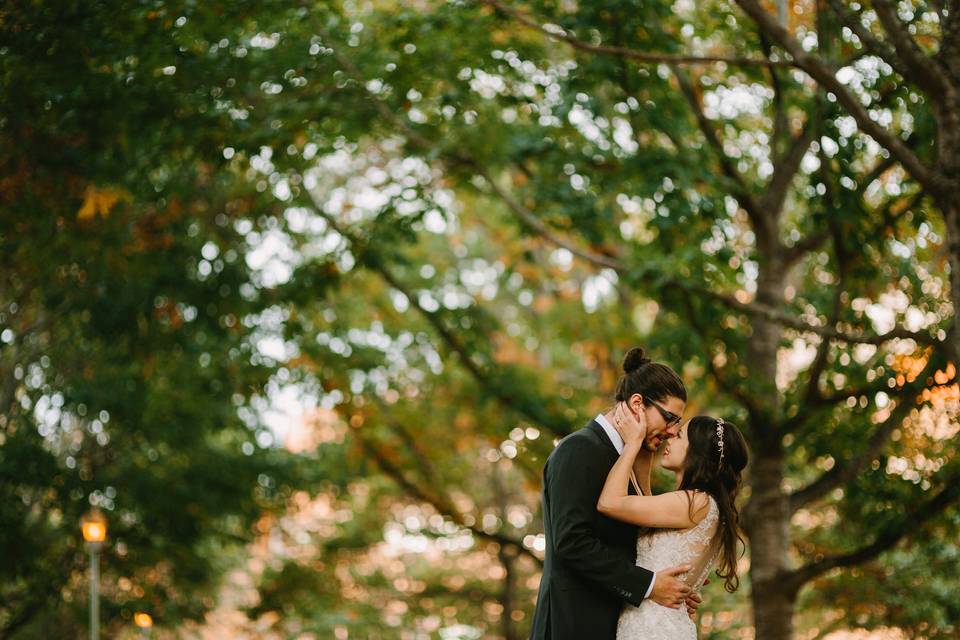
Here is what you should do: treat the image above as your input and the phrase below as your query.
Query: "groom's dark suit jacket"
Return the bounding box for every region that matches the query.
[530,420,654,640]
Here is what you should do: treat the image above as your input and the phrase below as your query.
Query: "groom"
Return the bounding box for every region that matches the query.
[530,364,696,639]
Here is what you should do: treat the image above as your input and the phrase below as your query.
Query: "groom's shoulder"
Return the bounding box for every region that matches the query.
[549,422,603,458]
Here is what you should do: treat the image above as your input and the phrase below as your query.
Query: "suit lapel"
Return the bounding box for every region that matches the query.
[587,420,619,456]
[586,420,641,496]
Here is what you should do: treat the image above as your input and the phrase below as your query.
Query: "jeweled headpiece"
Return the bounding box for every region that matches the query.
[716,419,725,469]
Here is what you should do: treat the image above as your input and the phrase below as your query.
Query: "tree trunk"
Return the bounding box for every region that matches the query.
[746,256,795,638]
[753,582,799,640]
[936,9,960,363]
[498,544,519,640]
[492,463,519,640]
[944,200,960,363]
[746,451,797,640]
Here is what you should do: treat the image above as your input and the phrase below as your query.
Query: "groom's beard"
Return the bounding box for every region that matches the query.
[644,433,666,451]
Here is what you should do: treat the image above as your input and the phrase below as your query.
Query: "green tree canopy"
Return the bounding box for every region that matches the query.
[3,1,959,638]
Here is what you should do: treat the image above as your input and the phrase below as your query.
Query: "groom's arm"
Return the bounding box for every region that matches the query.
[547,437,653,607]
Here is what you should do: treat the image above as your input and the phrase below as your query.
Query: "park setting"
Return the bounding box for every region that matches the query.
[2,0,959,638]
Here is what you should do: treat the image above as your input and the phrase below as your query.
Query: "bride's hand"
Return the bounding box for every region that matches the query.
[614,401,647,447]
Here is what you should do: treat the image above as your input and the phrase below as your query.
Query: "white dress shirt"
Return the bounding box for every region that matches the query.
[594,413,656,600]
[595,412,625,454]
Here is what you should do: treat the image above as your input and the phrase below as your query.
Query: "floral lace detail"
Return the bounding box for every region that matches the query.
[616,495,719,640]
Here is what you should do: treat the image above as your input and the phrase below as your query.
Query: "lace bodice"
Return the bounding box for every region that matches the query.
[616,495,720,640]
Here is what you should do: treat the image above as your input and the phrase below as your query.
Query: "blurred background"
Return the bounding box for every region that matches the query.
[2,0,959,638]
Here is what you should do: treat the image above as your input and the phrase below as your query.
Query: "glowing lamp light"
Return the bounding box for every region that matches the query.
[133,612,153,629]
[81,509,108,544]
[81,508,107,640]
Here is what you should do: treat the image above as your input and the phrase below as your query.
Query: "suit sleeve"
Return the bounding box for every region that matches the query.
[547,437,654,607]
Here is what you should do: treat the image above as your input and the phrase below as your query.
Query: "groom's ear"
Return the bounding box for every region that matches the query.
[628,393,644,414]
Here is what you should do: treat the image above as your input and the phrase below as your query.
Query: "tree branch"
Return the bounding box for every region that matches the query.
[783,229,830,268]
[796,147,846,406]
[732,0,942,195]
[473,168,625,271]
[683,282,945,348]
[329,43,948,369]
[679,294,764,425]
[760,117,817,216]
[825,0,914,80]
[788,393,913,511]
[812,374,898,408]
[855,154,898,197]
[760,32,790,158]
[310,205,572,437]
[455,168,936,353]
[789,460,960,586]
[375,395,541,483]
[481,177,940,354]
[351,426,543,566]
[871,0,952,98]
[480,0,793,67]
[331,44,625,274]
[673,67,765,226]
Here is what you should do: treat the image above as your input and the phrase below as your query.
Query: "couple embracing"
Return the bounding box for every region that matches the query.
[530,347,749,640]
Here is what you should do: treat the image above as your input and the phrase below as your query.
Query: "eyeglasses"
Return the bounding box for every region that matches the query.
[647,399,682,427]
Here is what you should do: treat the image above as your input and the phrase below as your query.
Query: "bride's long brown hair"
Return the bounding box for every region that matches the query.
[677,416,749,592]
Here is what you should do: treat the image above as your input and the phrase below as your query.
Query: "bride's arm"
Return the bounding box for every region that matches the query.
[599,445,709,528]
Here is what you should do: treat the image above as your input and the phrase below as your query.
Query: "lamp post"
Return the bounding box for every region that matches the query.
[133,612,153,638]
[80,509,107,640]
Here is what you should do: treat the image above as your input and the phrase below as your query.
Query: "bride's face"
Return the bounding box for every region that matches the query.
[660,420,690,472]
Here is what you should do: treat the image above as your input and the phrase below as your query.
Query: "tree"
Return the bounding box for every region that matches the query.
[0,2,309,635]
[4,1,959,638]
[245,1,958,637]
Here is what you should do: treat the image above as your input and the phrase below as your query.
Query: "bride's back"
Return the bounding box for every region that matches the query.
[615,495,719,640]
[637,494,720,590]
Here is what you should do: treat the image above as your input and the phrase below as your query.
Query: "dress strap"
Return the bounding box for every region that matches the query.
[629,470,642,496]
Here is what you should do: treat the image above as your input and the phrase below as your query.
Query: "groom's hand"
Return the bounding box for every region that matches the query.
[649,565,692,609]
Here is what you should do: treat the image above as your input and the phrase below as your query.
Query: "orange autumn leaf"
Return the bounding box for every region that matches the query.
[77,185,127,220]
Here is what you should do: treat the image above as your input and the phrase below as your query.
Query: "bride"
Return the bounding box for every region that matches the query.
[597,401,748,639]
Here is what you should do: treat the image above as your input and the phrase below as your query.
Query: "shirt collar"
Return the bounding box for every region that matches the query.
[595,413,624,454]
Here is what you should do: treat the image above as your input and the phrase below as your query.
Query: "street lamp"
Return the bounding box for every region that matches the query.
[133,612,153,638]
[80,509,107,640]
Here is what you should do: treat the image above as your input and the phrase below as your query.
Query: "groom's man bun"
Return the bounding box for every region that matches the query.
[622,346,652,373]
[615,346,686,403]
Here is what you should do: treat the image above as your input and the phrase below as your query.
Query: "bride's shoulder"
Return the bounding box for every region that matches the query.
[665,490,714,524]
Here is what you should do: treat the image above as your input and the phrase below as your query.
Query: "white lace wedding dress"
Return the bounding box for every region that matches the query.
[616,496,719,640]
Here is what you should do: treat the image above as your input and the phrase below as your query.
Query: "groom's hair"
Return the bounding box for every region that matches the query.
[614,346,687,403]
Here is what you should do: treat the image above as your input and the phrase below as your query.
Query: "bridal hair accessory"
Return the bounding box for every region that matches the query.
[716,419,725,469]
